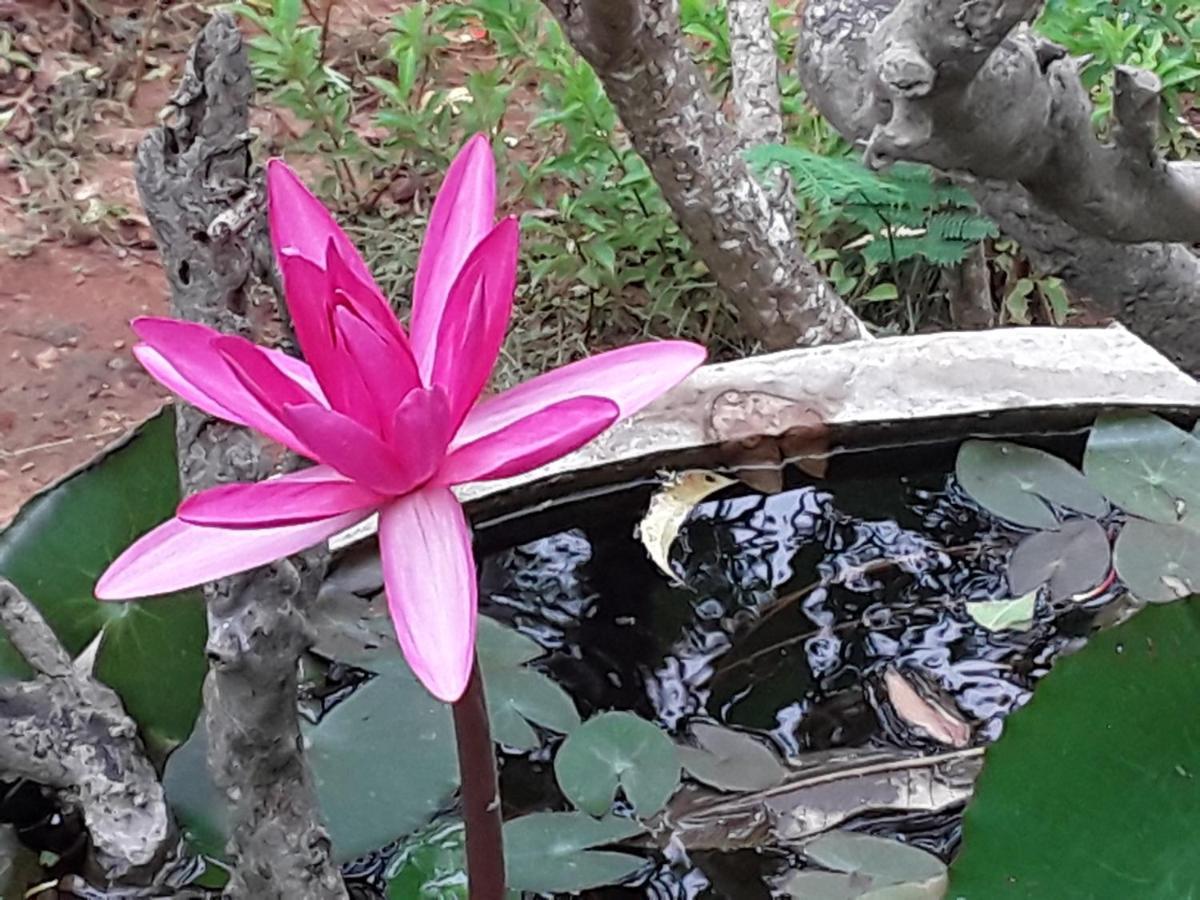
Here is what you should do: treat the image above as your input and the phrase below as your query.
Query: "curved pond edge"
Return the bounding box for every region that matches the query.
[331,324,1200,550]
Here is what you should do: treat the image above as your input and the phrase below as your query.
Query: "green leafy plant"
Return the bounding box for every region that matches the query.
[749,144,999,309]
[1037,0,1200,152]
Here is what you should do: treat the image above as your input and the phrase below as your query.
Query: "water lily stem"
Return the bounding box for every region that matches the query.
[453,655,506,898]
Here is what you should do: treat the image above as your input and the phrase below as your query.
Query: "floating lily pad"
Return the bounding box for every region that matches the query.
[0,409,206,751]
[504,812,646,893]
[1083,411,1200,527]
[1006,519,1110,600]
[1113,519,1200,603]
[484,666,580,751]
[162,718,228,860]
[305,666,458,862]
[477,617,579,750]
[965,591,1037,632]
[949,596,1200,897]
[164,661,458,864]
[678,722,787,792]
[776,831,947,898]
[955,440,1106,529]
[554,711,680,817]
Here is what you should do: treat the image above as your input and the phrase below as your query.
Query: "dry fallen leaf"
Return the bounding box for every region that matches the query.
[883,668,972,748]
[637,470,735,582]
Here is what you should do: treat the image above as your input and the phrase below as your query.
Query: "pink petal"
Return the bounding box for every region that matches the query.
[331,306,422,430]
[379,487,477,702]
[439,396,618,484]
[430,218,519,427]
[276,251,338,376]
[323,239,408,348]
[213,335,315,414]
[389,385,452,464]
[95,509,369,600]
[453,341,707,448]
[267,159,381,292]
[410,135,497,380]
[131,318,317,456]
[266,347,327,405]
[278,403,431,496]
[178,465,384,528]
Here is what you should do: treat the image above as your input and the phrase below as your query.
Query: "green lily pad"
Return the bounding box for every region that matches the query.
[503,812,646,893]
[678,721,787,792]
[1083,411,1200,527]
[964,591,1036,632]
[384,821,467,899]
[477,617,579,751]
[1114,519,1200,603]
[0,409,206,751]
[304,666,459,862]
[1006,519,1110,601]
[955,440,1106,529]
[948,597,1200,898]
[162,718,228,860]
[777,832,947,899]
[554,711,680,817]
[165,662,459,866]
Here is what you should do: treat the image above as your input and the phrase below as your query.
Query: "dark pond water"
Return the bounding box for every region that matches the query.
[433,423,1125,898]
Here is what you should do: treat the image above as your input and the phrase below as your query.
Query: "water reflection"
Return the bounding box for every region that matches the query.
[464,435,1122,896]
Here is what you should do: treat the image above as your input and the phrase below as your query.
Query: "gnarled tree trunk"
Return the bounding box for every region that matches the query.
[133,14,347,899]
[541,0,869,349]
[797,0,1200,372]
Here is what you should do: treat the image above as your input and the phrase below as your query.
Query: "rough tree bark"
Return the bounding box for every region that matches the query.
[133,15,347,899]
[797,0,1200,373]
[0,579,185,888]
[540,0,868,348]
[727,0,794,214]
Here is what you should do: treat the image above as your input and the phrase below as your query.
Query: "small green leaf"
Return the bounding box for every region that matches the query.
[1004,278,1034,324]
[949,597,1200,897]
[385,821,467,900]
[554,711,680,817]
[955,440,1107,529]
[1114,519,1200,603]
[504,812,646,893]
[861,283,900,302]
[1083,411,1200,527]
[965,591,1037,632]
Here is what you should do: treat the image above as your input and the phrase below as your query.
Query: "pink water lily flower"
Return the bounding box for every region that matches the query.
[95,135,705,702]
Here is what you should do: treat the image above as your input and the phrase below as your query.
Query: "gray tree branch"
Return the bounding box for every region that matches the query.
[727,0,794,214]
[0,579,182,887]
[727,0,784,147]
[542,0,868,348]
[133,14,346,899]
[798,0,1200,373]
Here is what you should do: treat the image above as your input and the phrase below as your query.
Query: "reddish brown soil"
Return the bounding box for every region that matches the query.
[0,243,170,525]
